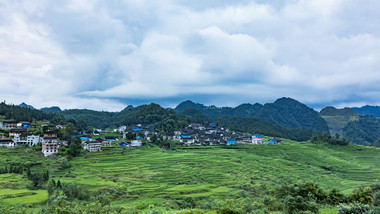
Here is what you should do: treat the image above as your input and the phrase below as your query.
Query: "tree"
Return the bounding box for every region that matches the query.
[63,123,75,141]
[68,137,82,157]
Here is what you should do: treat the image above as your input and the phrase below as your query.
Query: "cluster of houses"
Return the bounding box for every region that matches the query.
[0,120,67,156]
[1,120,282,157]
[158,123,281,146]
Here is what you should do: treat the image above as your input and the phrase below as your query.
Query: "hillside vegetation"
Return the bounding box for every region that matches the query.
[343,115,380,146]
[0,142,379,213]
[353,105,380,117]
[320,106,359,136]
[176,97,329,133]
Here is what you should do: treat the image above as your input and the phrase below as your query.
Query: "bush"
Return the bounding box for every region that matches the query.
[338,202,370,214]
[371,182,380,193]
[262,195,282,211]
[326,188,346,205]
[368,207,380,214]
[348,186,373,204]
[282,195,319,214]
[373,191,380,207]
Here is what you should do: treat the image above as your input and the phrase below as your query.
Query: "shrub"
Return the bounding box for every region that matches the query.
[348,186,373,204]
[338,202,370,214]
[326,188,346,205]
[282,195,319,214]
[373,191,380,207]
[368,207,380,214]
[371,182,380,193]
[262,195,282,211]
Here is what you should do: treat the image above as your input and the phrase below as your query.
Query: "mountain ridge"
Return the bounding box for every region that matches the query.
[175,97,329,133]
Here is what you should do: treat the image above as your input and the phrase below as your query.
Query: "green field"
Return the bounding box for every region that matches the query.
[0,140,379,212]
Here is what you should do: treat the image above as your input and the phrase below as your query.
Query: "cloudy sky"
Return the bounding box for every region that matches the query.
[1,0,380,111]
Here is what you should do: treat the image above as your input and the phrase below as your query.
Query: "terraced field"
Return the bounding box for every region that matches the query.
[0,140,379,212]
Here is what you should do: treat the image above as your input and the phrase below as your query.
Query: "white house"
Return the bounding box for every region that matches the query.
[0,136,15,148]
[14,134,41,146]
[252,135,263,144]
[82,141,102,152]
[131,140,142,147]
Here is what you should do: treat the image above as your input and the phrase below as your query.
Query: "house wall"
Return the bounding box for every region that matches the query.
[42,141,59,156]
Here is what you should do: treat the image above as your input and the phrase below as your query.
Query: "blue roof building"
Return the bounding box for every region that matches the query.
[181,135,192,139]
[80,136,89,141]
[227,139,237,144]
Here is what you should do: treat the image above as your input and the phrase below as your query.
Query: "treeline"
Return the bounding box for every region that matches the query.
[216,116,319,141]
[0,162,50,189]
[175,98,329,133]
[0,102,64,123]
[270,181,380,213]
[0,163,24,174]
[311,133,350,146]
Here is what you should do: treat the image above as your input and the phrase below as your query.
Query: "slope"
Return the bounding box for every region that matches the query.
[1,142,379,212]
[320,106,359,136]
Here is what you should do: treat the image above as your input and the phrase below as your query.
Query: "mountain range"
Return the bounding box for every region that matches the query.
[7,98,380,147]
[175,98,329,133]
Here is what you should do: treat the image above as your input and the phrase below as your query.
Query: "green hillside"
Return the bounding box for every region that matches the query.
[320,106,359,136]
[343,115,380,146]
[1,142,379,213]
[176,98,329,133]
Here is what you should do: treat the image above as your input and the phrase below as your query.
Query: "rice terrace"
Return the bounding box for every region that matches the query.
[1,138,379,213]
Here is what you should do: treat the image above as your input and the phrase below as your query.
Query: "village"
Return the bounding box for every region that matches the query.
[0,120,281,157]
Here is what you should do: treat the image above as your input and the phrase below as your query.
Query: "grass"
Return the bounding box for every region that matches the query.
[321,207,339,214]
[0,140,379,212]
[0,189,47,205]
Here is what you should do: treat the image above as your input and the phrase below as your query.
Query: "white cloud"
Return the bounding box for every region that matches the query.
[1,0,380,110]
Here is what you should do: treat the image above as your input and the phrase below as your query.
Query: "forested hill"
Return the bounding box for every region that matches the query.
[320,106,359,116]
[352,105,380,117]
[174,100,263,118]
[342,115,380,146]
[41,106,62,112]
[319,106,360,137]
[0,102,64,123]
[175,97,329,133]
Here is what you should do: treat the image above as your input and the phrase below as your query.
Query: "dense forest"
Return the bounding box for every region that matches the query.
[175,97,329,133]
[319,106,359,117]
[352,105,380,117]
[0,102,64,123]
[342,115,380,146]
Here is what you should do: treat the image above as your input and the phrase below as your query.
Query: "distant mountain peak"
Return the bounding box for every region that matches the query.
[19,102,35,109]
[40,106,62,112]
[320,106,358,116]
[352,105,380,117]
[122,105,134,111]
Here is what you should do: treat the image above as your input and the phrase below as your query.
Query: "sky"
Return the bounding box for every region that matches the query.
[1,0,380,111]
